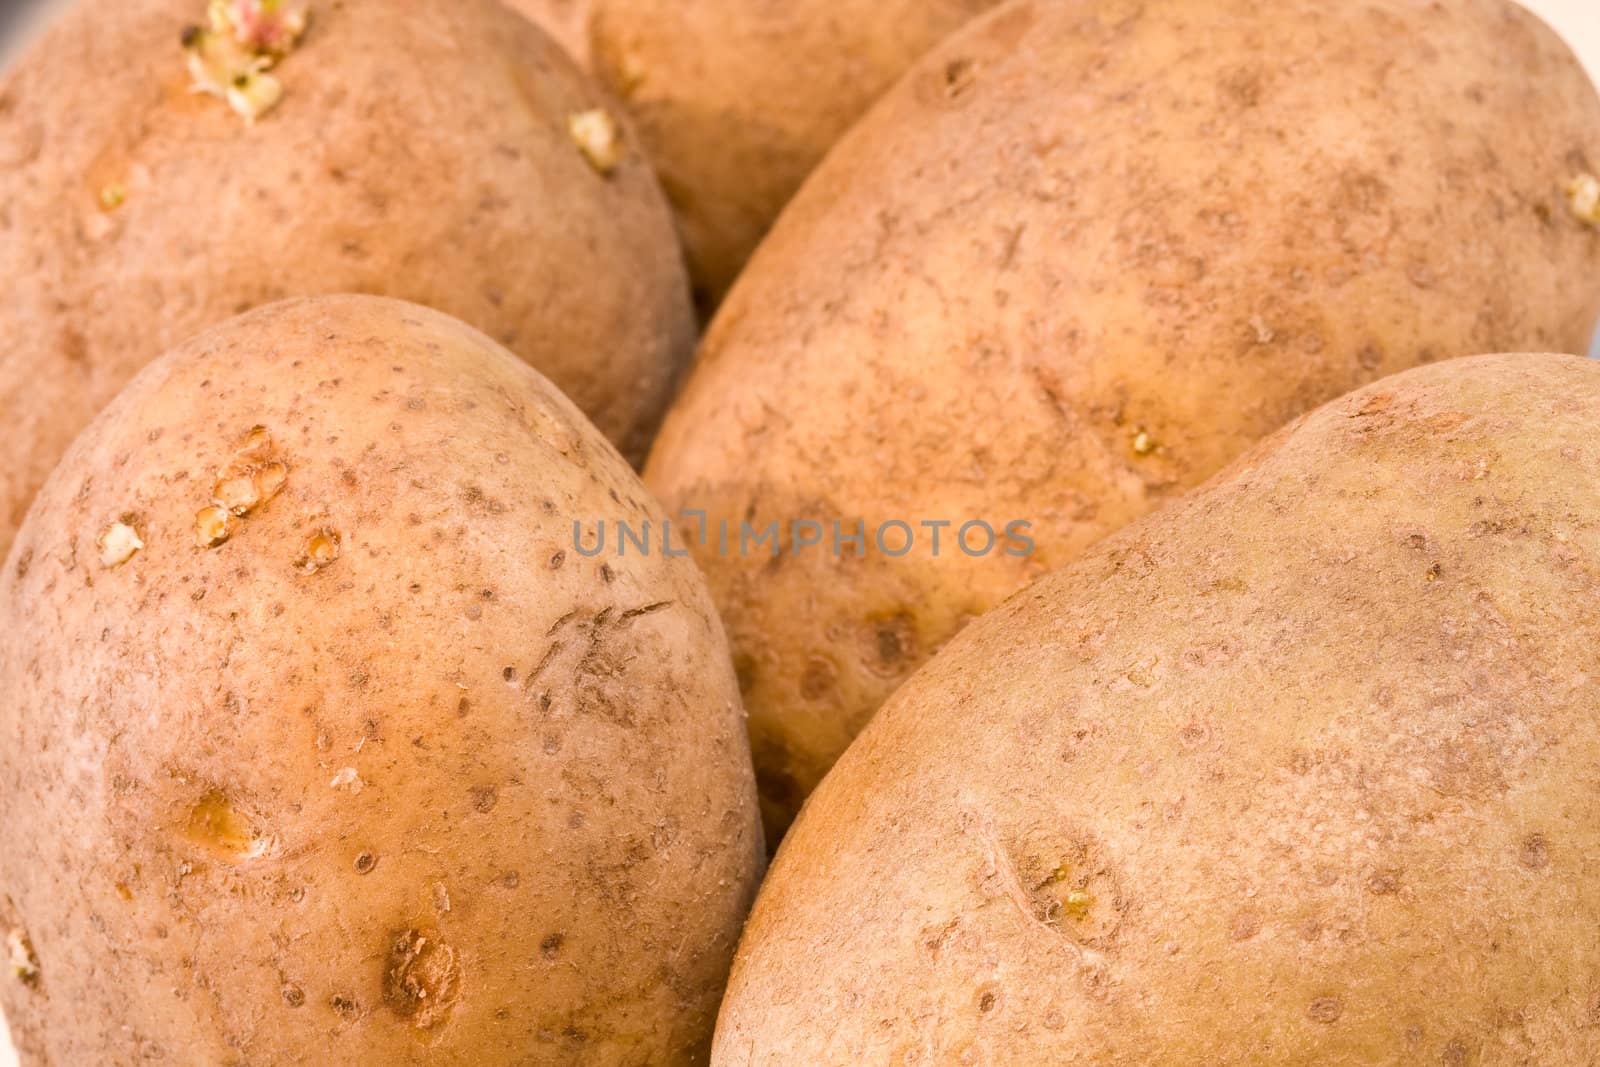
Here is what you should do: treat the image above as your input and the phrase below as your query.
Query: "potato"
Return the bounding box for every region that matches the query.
[644,0,1600,840]
[504,0,593,68]
[716,351,1600,1064]
[0,296,762,1065]
[590,0,1000,307]
[0,0,693,560]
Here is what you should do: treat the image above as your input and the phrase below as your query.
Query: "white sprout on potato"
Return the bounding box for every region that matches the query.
[182,1,310,124]
[1569,174,1600,227]
[569,109,624,176]
[6,928,38,986]
[97,520,144,568]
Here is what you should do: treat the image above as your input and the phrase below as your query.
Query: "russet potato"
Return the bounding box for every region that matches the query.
[590,0,1000,306]
[0,296,761,1065]
[644,0,1600,840]
[717,352,1600,1064]
[0,0,693,560]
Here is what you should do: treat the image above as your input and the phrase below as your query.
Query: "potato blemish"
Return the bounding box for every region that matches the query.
[383,929,461,1029]
[1021,844,1126,946]
[185,789,268,860]
[328,766,364,793]
[7,927,39,987]
[194,503,236,548]
[182,1,311,125]
[569,109,624,176]
[197,426,290,548]
[212,426,289,516]
[97,519,144,567]
[1568,174,1600,227]
[295,527,341,572]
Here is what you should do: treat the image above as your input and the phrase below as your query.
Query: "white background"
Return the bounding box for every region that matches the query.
[2,1,1599,1062]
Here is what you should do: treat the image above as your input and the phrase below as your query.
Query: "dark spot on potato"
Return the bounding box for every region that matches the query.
[799,656,836,700]
[1367,869,1402,895]
[1520,833,1549,870]
[329,993,359,1018]
[503,666,518,684]
[860,613,917,678]
[977,988,998,1014]
[1219,65,1264,108]
[1307,996,1343,1023]
[281,983,304,1007]
[944,58,976,97]
[59,326,88,366]
[1177,718,1212,748]
[916,55,979,109]
[549,550,566,569]
[384,929,461,1029]
[540,933,564,959]
[354,851,377,874]
[471,786,498,813]
[502,871,520,889]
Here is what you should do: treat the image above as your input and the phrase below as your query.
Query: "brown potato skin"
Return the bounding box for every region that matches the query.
[590,0,1000,307]
[644,0,1600,841]
[0,296,763,1065]
[504,0,593,68]
[716,352,1600,1064]
[0,0,694,559]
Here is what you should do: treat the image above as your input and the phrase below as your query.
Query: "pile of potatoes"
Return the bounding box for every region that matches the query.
[0,0,1596,1064]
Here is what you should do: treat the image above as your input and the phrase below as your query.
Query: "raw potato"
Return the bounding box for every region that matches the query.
[717,352,1600,1064]
[0,0,694,560]
[590,0,1000,307]
[504,0,593,68]
[644,0,1600,840]
[0,296,762,1065]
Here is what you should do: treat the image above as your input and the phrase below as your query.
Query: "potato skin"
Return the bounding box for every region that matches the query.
[644,0,1600,840]
[590,0,999,306]
[716,352,1600,1064]
[0,296,762,1065]
[0,0,693,558]
[504,0,593,68]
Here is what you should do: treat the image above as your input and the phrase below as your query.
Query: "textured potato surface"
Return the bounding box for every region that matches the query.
[0,0,693,558]
[0,296,761,1065]
[717,352,1600,1065]
[591,0,1000,306]
[645,0,1600,839]
[505,0,593,68]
